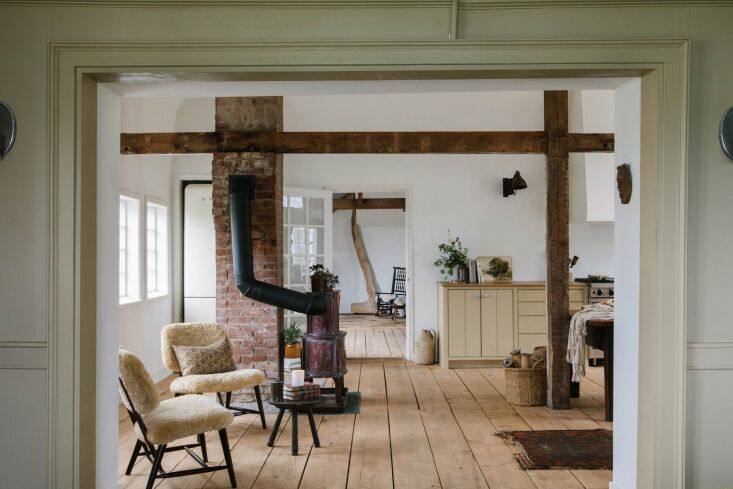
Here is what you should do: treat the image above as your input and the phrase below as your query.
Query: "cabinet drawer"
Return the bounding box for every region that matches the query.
[518,333,547,351]
[518,288,587,304]
[517,302,546,316]
[570,301,585,312]
[569,289,586,303]
[517,289,545,302]
[518,315,546,334]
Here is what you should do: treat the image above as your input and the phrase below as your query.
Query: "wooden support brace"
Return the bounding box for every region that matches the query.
[544,90,571,410]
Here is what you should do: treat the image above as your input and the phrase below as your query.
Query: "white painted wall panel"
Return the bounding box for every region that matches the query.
[0,369,47,489]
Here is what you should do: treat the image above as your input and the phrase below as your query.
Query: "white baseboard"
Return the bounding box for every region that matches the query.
[609,482,624,489]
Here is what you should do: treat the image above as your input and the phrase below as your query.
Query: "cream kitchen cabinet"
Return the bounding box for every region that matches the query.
[443,288,514,361]
[438,281,588,368]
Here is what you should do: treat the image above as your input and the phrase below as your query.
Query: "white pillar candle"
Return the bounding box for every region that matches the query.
[291,369,305,387]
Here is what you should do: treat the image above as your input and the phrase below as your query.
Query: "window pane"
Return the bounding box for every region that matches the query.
[290,227,306,255]
[119,272,126,297]
[289,255,308,284]
[146,202,168,296]
[306,227,324,255]
[307,197,324,225]
[288,197,306,225]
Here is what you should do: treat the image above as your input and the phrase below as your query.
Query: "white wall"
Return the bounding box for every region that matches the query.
[118,155,174,380]
[284,91,614,332]
[613,78,641,489]
[333,203,406,313]
[96,85,122,489]
[569,222,614,279]
[117,97,215,381]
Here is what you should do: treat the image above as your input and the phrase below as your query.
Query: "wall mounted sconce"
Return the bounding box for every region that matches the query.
[720,106,733,160]
[0,101,17,160]
[503,171,528,197]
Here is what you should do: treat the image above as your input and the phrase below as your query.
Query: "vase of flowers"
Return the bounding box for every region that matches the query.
[433,232,470,281]
[309,264,339,292]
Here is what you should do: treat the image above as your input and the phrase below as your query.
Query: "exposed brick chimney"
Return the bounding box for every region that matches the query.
[212,97,283,384]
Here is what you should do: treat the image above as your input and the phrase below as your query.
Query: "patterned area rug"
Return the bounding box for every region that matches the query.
[496,429,612,470]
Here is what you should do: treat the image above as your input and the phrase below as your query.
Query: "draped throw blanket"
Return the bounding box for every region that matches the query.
[566,303,614,382]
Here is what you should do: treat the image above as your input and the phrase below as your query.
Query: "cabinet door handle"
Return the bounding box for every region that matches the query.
[480,294,488,298]
[472,293,480,299]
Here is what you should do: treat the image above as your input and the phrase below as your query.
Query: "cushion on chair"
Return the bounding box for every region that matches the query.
[172,337,237,376]
[170,369,266,395]
[161,323,229,372]
[119,349,160,415]
[138,395,234,445]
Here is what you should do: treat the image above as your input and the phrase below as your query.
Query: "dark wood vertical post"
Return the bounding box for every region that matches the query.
[544,91,571,410]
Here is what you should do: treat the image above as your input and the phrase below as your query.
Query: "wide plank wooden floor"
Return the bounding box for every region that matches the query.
[118,363,611,489]
[340,314,406,360]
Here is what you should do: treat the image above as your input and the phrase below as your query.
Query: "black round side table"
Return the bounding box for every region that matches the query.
[267,397,323,455]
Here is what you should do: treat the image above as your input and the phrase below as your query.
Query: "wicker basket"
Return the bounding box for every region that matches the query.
[505,367,547,406]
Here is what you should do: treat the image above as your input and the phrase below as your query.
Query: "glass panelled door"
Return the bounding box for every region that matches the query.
[283,187,333,328]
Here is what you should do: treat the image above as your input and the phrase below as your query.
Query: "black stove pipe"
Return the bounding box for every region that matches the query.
[229,175,327,315]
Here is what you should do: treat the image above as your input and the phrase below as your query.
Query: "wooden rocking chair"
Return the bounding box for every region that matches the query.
[375,267,407,318]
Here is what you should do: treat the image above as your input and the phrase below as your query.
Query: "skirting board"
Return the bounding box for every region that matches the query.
[609,482,623,489]
[687,342,733,370]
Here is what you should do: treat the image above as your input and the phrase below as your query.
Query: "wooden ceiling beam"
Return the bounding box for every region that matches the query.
[333,197,405,211]
[121,131,546,154]
[568,132,615,153]
[120,131,614,155]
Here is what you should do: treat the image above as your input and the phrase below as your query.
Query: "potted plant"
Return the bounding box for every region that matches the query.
[309,264,339,292]
[283,322,303,359]
[433,232,470,281]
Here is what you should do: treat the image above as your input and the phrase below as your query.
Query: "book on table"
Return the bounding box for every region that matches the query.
[283,382,320,400]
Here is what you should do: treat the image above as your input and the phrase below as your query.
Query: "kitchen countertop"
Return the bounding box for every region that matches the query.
[438,281,589,288]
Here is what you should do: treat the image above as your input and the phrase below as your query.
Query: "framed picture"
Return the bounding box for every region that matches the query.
[476,256,513,282]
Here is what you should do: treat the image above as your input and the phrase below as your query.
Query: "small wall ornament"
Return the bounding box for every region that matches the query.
[0,100,16,160]
[616,163,632,204]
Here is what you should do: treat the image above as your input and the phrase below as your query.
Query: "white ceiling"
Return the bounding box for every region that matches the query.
[108,78,631,98]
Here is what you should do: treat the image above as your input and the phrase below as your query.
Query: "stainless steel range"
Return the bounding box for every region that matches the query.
[589,280,614,304]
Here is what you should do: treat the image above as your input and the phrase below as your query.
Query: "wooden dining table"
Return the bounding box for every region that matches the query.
[569,311,614,422]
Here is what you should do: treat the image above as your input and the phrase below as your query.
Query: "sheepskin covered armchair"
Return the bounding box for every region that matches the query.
[161,322,267,429]
[118,349,237,489]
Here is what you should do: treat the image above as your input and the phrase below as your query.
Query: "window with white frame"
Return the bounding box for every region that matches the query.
[119,195,140,304]
[146,201,169,297]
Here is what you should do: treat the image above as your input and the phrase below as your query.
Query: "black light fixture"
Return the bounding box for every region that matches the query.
[0,100,16,160]
[503,170,528,197]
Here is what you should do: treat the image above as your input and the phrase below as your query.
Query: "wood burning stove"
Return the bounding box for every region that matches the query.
[228,175,348,409]
[303,291,347,406]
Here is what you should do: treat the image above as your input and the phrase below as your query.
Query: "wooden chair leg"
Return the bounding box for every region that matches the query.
[125,439,143,475]
[146,444,166,489]
[218,429,237,488]
[254,385,267,429]
[197,433,208,462]
[225,391,232,408]
[216,392,225,406]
